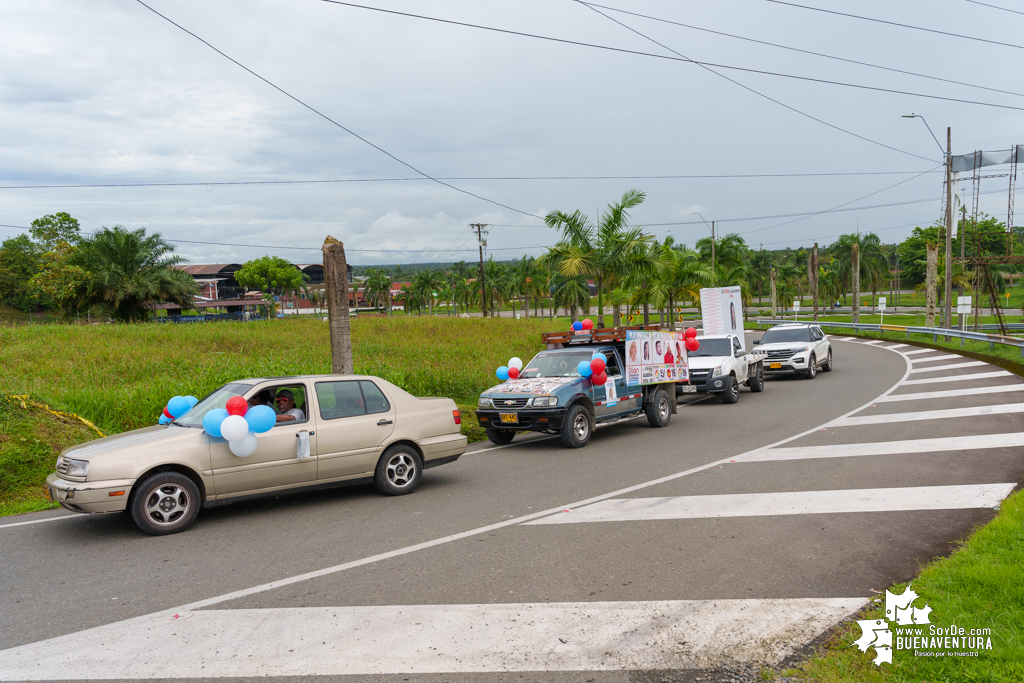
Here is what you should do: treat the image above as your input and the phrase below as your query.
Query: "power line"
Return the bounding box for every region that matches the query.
[764,0,1024,50]
[759,219,932,247]
[585,2,1024,99]
[0,169,944,190]
[320,2,1024,120]
[964,0,1024,17]
[133,0,540,219]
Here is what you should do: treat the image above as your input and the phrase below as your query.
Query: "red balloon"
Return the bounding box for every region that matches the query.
[162,406,173,419]
[581,318,594,330]
[591,371,607,386]
[225,395,248,416]
[685,327,698,339]
[590,357,606,374]
[507,366,520,379]
[685,337,700,352]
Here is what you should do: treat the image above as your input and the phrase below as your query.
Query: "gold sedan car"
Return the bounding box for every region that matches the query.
[46,375,468,535]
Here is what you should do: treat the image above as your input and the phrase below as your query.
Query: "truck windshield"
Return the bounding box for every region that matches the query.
[689,339,733,357]
[761,328,812,343]
[521,351,598,378]
[174,382,254,428]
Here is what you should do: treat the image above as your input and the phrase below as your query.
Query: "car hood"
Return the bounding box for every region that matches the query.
[62,424,201,460]
[484,376,582,396]
[756,342,810,352]
[687,356,729,369]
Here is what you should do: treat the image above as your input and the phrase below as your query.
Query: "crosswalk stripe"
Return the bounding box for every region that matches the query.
[885,343,908,349]
[909,360,986,373]
[0,598,869,677]
[904,348,941,355]
[836,336,857,341]
[878,384,1024,402]
[911,354,964,364]
[861,339,885,345]
[526,484,1014,525]
[741,433,1024,461]
[901,371,1012,385]
[829,402,1024,427]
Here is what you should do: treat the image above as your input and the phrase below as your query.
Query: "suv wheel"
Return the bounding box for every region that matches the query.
[720,375,740,404]
[485,428,516,445]
[805,354,817,379]
[748,363,765,393]
[645,389,672,427]
[560,404,592,448]
[374,445,423,496]
[130,472,201,536]
[821,349,833,372]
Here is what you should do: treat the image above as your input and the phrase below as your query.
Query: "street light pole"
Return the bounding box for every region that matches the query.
[693,212,715,277]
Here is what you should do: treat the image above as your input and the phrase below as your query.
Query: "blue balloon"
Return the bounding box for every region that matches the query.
[185,395,199,408]
[245,404,276,434]
[158,414,172,425]
[572,321,583,331]
[203,408,229,438]
[577,360,593,377]
[167,395,191,419]
[496,366,510,381]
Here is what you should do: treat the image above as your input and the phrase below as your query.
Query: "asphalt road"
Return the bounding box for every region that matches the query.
[1,332,1021,682]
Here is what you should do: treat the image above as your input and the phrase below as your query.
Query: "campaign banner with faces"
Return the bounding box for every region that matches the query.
[700,286,743,336]
[625,330,688,387]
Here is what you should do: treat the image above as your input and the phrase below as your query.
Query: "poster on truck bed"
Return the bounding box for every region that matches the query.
[625,330,688,386]
[700,286,743,336]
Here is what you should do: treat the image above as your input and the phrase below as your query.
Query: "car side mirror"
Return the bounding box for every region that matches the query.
[752,339,760,345]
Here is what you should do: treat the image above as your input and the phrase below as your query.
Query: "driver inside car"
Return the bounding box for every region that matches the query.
[274,389,305,423]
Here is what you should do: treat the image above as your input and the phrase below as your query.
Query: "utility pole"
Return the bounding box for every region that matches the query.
[810,243,818,321]
[944,127,953,337]
[472,223,488,317]
[711,221,716,277]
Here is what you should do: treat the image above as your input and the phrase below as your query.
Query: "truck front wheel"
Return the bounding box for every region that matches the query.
[645,389,672,427]
[485,428,516,445]
[748,363,764,393]
[560,404,592,448]
[720,375,740,404]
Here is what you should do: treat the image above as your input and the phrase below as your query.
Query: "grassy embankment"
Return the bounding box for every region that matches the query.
[0,316,564,515]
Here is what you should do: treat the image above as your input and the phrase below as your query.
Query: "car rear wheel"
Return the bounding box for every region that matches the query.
[748,363,765,392]
[645,389,672,427]
[485,428,516,445]
[720,375,739,404]
[822,349,833,372]
[560,404,592,448]
[805,354,817,379]
[130,472,201,536]
[374,445,423,496]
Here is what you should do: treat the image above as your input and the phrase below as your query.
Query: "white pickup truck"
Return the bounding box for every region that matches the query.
[678,333,767,403]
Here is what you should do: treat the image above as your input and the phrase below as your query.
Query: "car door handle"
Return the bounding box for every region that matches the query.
[296,431,314,437]
[377,419,393,426]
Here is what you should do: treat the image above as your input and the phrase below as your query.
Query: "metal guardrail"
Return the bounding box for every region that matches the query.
[753,319,1024,356]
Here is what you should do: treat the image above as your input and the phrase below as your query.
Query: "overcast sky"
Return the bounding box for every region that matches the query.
[1,0,1021,266]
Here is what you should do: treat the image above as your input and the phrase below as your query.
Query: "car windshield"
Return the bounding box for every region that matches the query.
[761,327,812,343]
[521,350,597,378]
[174,382,254,428]
[689,338,732,357]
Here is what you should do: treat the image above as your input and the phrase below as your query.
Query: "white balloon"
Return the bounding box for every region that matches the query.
[508,357,523,370]
[228,431,258,457]
[220,414,249,442]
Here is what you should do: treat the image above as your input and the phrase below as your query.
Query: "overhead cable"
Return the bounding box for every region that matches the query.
[964,0,1024,17]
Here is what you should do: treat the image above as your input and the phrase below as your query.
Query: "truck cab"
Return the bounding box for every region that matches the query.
[679,333,766,404]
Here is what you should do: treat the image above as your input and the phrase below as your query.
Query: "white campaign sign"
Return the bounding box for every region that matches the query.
[605,380,617,407]
[700,286,743,335]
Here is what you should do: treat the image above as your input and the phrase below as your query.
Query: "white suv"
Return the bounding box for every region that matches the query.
[753,323,832,379]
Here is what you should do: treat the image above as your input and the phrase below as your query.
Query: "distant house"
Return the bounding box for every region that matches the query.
[174,264,244,300]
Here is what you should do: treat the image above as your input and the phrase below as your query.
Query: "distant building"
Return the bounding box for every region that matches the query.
[175,262,351,301]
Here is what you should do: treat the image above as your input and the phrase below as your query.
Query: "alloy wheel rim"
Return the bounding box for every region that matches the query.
[387,453,417,487]
[658,397,670,421]
[573,413,589,440]
[145,484,190,526]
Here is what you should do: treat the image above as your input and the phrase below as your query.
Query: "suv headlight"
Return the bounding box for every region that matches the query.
[66,459,89,477]
[532,396,558,407]
[712,365,724,377]
[478,396,491,409]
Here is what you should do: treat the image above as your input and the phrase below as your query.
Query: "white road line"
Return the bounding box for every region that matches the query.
[861,339,885,345]
[526,484,1014,525]
[878,384,1024,402]
[911,354,964,364]
[0,598,868,678]
[909,360,986,374]
[901,371,1012,385]
[885,344,908,349]
[836,337,857,341]
[904,348,941,355]
[829,402,1024,427]
[0,514,77,530]
[742,432,1024,462]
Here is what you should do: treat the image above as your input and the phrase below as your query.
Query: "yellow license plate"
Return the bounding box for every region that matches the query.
[769,362,782,369]
[499,412,518,423]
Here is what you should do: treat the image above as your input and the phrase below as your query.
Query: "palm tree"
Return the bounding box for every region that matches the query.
[651,241,712,328]
[620,240,669,325]
[830,232,887,321]
[363,268,393,314]
[72,226,198,322]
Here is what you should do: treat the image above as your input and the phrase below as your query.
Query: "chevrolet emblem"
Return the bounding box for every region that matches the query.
[504,400,515,405]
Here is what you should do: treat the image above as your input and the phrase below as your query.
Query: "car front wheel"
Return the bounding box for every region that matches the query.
[805,354,817,379]
[374,445,423,496]
[560,404,592,448]
[822,349,833,372]
[130,472,201,536]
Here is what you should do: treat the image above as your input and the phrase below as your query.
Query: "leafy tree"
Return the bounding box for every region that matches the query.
[71,226,198,322]
[30,212,81,251]
[235,256,306,317]
[0,235,41,311]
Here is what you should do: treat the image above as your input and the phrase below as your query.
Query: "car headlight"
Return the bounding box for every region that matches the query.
[532,396,558,407]
[66,459,89,477]
[478,396,491,409]
[712,365,724,377]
